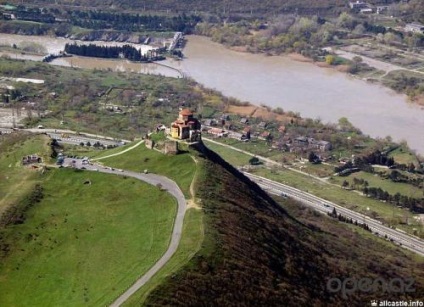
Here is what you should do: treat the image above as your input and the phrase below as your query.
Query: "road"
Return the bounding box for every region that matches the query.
[62,158,187,307]
[244,172,424,257]
[326,47,424,79]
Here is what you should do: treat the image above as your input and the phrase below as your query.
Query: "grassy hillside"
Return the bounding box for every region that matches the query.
[0,133,52,217]
[100,143,196,198]
[140,142,424,306]
[0,168,177,306]
[0,133,180,306]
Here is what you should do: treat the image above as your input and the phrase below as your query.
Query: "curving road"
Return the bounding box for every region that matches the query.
[63,158,187,306]
[244,172,424,257]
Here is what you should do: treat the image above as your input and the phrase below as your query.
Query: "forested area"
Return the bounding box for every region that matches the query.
[64,43,165,61]
[67,11,201,33]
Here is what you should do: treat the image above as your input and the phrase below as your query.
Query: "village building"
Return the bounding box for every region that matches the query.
[349,1,368,9]
[405,23,424,34]
[291,136,332,152]
[376,6,388,14]
[240,118,249,124]
[258,121,267,129]
[22,154,42,165]
[208,127,228,137]
[259,131,272,141]
[170,108,201,142]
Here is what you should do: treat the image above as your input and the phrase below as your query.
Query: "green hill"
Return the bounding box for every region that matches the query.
[140,142,424,306]
[0,134,178,306]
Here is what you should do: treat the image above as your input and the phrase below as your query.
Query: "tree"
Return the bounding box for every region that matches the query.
[325,54,335,65]
[308,151,318,163]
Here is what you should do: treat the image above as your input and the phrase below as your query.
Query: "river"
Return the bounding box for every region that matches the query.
[0,33,423,153]
[171,36,424,154]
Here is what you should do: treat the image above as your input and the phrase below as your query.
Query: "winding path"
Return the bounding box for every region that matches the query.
[92,139,144,161]
[64,158,187,306]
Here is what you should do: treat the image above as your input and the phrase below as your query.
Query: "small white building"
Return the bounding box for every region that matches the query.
[405,23,424,34]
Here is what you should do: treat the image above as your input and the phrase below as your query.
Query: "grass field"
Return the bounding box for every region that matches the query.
[100,144,196,197]
[389,146,420,166]
[62,141,140,160]
[0,133,51,216]
[329,171,423,198]
[0,168,177,307]
[203,141,251,167]
[122,208,204,306]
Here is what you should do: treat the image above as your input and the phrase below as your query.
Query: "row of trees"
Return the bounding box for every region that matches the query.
[68,10,201,33]
[64,43,153,62]
[327,208,372,232]
[341,177,423,213]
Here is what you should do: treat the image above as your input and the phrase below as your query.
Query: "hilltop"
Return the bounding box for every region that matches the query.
[140,142,424,306]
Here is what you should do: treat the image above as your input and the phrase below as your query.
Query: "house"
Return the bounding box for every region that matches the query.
[349,1,367,9]
[170,108,201,142]
[208,127,228,137]
[292,136,332,152]
[240,118,249,124]
[259,131,271,141]
[360,8,373,14]
[22,154,41,165]
[316,140,332,151]
[258,121,267,129]
[405,23,424,34]
[376,6,388,14]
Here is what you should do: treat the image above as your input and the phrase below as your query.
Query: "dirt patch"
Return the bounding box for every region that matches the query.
[315,62,331,68]
[226,105,295,123]
[336,65,350,73]
[288,53,313,63]
[187,198,201,210]
[229,46,249,53]
[226,105,257,117]
[411,95,424,107]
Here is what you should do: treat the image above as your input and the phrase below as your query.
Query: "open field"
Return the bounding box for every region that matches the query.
[0,168,177,307]
[0,133,51,216]
[203,141,251,167]
[62,141,137,159]
[122,208,204,306]
[329,171,423,198]
[389,146,420,166]
[100,144,196,197]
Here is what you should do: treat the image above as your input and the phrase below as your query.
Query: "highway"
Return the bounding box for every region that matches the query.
[244,172,424,257]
